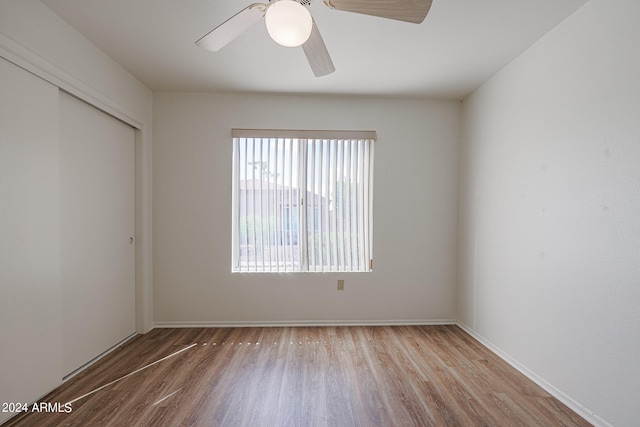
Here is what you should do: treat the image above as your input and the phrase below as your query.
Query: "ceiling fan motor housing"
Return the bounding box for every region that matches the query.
[265,0,313,47]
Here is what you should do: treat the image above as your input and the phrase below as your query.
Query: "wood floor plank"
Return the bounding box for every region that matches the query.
[3,326,592,427]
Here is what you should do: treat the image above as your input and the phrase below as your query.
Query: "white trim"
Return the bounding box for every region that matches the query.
[456,322,610,427]
[0,32,143,129]
[62,333,137,381]
[232,128,377,140]
[154,319,456,328]
[134,126,154,334]
[0,31,153,334]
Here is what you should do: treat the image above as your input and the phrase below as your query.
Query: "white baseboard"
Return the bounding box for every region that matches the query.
[63,332,138,382]
[456,322,610,427]
[153,319,457,329]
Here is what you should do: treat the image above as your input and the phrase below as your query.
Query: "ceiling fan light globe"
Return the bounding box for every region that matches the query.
[265,0,313,47]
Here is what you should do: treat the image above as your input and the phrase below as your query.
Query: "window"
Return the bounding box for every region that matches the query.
[231,129,375,272]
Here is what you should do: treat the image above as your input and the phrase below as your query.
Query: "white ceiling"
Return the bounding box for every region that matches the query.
[40,0,588,100]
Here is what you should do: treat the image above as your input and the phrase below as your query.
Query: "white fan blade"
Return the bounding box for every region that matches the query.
[196,4,266,52]
[302,21,335,77]
[323,0,432,24]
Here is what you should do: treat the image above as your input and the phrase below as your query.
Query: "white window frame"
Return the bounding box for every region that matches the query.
[231,129,375,273]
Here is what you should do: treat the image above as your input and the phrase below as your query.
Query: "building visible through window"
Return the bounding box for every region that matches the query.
[231,129,375,272]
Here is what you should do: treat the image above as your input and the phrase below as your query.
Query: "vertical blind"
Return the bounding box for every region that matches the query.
[231,129,375,272]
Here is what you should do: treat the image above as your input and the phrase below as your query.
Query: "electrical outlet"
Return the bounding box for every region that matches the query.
[337,280,344,290]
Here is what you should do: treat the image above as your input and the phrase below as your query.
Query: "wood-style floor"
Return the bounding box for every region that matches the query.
[4,326,591,427]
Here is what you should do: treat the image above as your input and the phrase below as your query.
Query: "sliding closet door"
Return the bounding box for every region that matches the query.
[0,57,61,425]
[59,91,136,376]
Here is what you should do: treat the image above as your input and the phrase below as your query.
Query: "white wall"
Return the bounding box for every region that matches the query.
[458,0,640,425]
[0,0,151,120]
[153,93,460,324]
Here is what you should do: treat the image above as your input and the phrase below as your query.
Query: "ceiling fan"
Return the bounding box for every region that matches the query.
[196,0,433,77]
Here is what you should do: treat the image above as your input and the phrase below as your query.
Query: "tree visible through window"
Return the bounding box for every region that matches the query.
[231,129,375,272]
